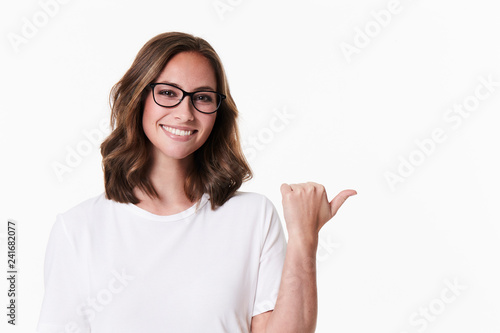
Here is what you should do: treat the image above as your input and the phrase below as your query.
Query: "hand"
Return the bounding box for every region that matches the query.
[280,182,357,241]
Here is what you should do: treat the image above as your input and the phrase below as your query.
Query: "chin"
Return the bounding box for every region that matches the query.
[162,149,196,161]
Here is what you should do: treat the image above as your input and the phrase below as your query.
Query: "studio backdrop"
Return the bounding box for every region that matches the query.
[1,0,499,332]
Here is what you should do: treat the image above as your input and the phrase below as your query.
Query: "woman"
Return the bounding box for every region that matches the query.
[37,32,356,333]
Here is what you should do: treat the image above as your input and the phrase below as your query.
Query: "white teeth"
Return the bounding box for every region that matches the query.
[161,125,193,136]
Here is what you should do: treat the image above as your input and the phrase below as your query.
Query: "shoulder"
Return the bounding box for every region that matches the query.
[224,191,277,210]
[45,193,109,250]
[60,192,108,216]
[57,192,109,229]
[218,191,281,228]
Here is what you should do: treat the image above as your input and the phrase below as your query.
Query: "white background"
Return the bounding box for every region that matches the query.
[1,0,499,332]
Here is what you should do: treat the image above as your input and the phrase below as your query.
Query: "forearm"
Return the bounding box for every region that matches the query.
[265,234,318,333]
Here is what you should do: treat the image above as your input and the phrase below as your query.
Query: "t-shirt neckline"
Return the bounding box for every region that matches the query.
[120,193,210,221]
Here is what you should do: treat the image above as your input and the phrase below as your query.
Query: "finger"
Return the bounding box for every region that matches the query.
[280,183,292,196]
[329,189,357,217]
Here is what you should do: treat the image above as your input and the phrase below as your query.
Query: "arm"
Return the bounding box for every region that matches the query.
[252,182,356,333]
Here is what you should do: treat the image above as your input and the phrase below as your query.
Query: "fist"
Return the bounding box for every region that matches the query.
[280,182,357,239]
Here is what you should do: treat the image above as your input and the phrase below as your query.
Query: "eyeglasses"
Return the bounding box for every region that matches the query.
[148,83,226,114]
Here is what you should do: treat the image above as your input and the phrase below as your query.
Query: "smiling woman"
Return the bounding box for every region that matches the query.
[36,31,356,333]
[36,32,287,333]
[99,32,250,211]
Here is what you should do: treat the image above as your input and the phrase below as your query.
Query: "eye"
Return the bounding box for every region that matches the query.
[158,89,178,97]
[194,93,214,103]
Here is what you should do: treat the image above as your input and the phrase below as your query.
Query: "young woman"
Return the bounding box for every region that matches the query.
[37,32,356,333]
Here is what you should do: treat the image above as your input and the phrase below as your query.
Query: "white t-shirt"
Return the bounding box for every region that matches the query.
[37,191,287,333]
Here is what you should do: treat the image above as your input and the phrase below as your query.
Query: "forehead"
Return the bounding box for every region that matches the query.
[156,52,217,90]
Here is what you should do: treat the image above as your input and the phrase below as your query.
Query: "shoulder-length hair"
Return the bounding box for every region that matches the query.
[100,32,252,210]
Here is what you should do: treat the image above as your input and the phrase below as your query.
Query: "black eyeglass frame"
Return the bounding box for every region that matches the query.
[148,83,226,114]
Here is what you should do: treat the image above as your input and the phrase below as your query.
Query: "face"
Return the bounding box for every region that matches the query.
[142,51,218,164]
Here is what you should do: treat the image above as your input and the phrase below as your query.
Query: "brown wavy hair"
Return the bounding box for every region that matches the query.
[100,32,252,210]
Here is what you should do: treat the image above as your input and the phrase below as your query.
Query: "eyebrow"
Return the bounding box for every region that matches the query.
[157,80,216,92]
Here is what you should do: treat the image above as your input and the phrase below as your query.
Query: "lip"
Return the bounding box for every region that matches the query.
[160,124,197,131]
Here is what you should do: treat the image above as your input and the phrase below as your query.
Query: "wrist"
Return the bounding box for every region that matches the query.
[286,233,319,274]
[287,231,319,249]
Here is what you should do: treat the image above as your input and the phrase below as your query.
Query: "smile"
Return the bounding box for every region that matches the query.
[161,125,196,137]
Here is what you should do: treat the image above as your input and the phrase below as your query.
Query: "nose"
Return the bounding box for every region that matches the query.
[171,95,195,121]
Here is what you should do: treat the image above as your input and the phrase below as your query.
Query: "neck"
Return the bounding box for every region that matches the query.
[133,150,198,215]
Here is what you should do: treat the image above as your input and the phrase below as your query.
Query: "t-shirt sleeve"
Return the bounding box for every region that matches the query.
[252,197,287,317]
[37,214,90,333]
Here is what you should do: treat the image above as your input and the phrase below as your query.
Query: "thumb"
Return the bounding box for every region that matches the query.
[280,183,292,196]
[329,189,357,217]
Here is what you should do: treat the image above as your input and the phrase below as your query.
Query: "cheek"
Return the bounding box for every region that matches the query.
[142,97,161,130]
[142,110,152,134]
[141,112,160,144]
[202,116,217,138]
